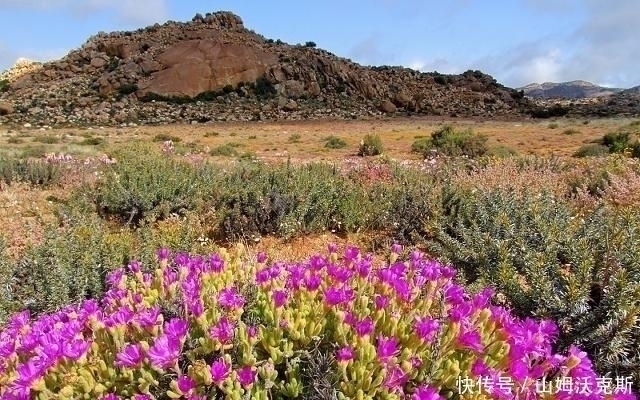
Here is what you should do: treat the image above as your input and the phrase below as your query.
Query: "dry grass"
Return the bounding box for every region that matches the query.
[0,116,638,259]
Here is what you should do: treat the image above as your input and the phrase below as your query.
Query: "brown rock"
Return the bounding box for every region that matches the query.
[0,101,13,115]
[379,99,397,113]
[138,39,278,98]
[307,81,321,97]
[283,99,298,112]
[91,57,106,68]
[394,92,411,107]
[282,80,305,99]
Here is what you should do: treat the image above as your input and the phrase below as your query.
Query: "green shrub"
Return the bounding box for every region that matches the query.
[562,128,580,135]
[79,136,104,146]
[485,144,518,158]
[410,137,432,156]
[323,136,346,149]
[425,125,488,158]
[602,131,630,153]
[204,131,220,137]
[358,134,383,156]
[573,144,610,158]
[430,186,640,385]
[7,137,23,144]
[32,135,60,144]
[0,158,62,186]
[95,143,210,224]
[548,122,559,129]
[152,133,182,143]
[304,41,317,48]
[210,143,240,157]
[288,133,301,143]
[0,79,8,92]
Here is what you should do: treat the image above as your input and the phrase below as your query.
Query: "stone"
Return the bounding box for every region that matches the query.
[0,101,13,115]
[283,99,298,112]
[137,39,278,98]
[379,99,397,113]
[90,57,106,68]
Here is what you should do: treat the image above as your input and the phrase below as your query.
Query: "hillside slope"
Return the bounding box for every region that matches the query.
[0,11,531,126]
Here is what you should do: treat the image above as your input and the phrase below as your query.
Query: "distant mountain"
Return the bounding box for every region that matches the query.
[520,80,623,99]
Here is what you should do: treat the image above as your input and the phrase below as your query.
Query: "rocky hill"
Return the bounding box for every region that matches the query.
[520,80,622,99]
[0,11,532,126]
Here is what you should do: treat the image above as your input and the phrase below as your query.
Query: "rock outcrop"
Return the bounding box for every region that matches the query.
[0,11,534,126]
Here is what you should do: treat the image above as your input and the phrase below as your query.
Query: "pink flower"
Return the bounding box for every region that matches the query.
[457,328,484,353]
[376,335,399,361]
[336,346,355,362]
[272,289,288,307]
[177,375,196,393]
[209,317,235,344]
[164,318,189,339]
[256,251,268,263]
[383,364,409,391]
[237,365,257,387]
[218,287,245,309]
[354,316,374,337]
[148,334,181,369]
[210,358,231,384]
[414,316,439,342]
[413,385,443,400]
[115,343,144,368]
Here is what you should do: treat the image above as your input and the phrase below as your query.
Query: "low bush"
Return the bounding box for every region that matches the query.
[0,245,627,399]
[32,135,60,144]
[95,143,211,224]
[287,133,301,143]
[574,144,610,158]
[602,131,631,153]
[153,133,182,143]
[422,125,488,158]
[358,134,383,156]
[210,144,240,157]
[0,157,62,187]
[430,185,640,387]
[323,136,347,149]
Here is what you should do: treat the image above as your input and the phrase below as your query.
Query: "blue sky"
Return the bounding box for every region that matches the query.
[1,0,638,88]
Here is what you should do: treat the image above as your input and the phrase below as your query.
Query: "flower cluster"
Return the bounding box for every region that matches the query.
[0,245,636,399]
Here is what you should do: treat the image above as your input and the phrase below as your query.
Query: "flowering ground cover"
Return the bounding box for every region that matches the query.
[0,244,636,399]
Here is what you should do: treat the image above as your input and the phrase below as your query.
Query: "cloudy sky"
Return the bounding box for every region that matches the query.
[1,0,638,88]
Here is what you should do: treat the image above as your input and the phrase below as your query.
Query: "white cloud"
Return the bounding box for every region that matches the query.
[0,0,168,25]
[407,58,461,75]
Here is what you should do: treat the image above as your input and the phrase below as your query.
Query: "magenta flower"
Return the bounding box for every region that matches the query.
[272,289,289,307]
[247,324,259,338]
[414,316,439,342]
[217,286,245,309]
[127,260,142,273]
[457,328,484,353]
[377,335,399,361]
[177,375,196,393]
[210,358,231,384]
[383,364,409,391]
[255,268,271,284]
[100,394,121,400]
[304,274,322,291]
[413,385,443,400]
[62,338,90,360]
[147,334,182,369]
[115,343,144,368]
[354,316,374,337]
[237,365,257,387]
[16,356,48,387]
[133,394,151,400]
[391,243,403,254]
[105,268,125,288]
[156,247,171,260]
[323,285,354,306]
[256,251,268,263]
[327,243,338,253]
[336,346,355,362]
[135,306,161,328]
[209,317,235,344]
[164,318,189,339]
[374,294,389,309]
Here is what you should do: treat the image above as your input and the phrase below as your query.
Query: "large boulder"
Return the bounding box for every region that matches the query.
[137,39,278,98]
